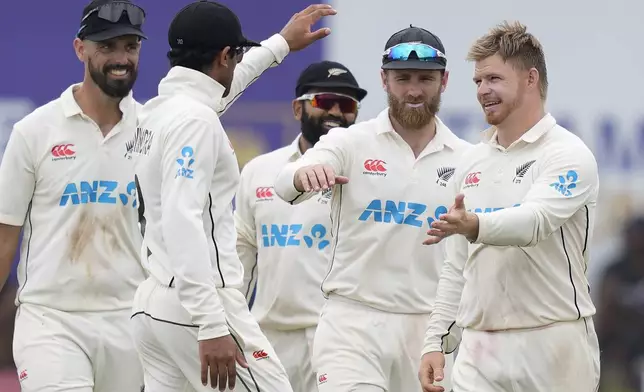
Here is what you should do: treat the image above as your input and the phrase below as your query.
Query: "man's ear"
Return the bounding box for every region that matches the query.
[292,100,303,121]
[218,46,232,67]
[73,38,85,62]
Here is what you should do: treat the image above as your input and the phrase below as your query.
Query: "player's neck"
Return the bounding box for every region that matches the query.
[298,135,312,155]
[74,81,124,137]
[390,114,436,158]
[495,103,546,148]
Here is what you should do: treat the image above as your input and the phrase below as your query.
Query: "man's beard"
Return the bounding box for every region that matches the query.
[300,110,352,146]
[388,89,441,130]
[88,58,137,98]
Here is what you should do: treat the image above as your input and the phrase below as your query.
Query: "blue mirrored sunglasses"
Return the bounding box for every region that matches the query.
[383,42,446,62]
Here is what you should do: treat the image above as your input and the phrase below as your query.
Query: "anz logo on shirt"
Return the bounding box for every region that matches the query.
[176,146,195,179]
[59,180,137,207]
[550,170,578,197]
[358,199,448,228]
[468,204,521,213]
[358,199,522,228]
[260,223,330,250]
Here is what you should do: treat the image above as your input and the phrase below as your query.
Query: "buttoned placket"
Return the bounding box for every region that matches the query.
[389,131,447,184]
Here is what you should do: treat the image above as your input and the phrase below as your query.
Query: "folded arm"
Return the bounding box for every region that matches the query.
[474,147,599,247]
[274,129,350,205]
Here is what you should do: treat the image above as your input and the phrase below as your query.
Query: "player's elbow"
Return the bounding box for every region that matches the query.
[524,210,564,247]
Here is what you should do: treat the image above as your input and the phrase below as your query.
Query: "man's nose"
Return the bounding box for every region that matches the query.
[327,103,343,117]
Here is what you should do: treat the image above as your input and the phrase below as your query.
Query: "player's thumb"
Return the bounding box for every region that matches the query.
[454,193,466,210]
[335,175,349,184]
[432,363,445,382]
[236,350,249,368]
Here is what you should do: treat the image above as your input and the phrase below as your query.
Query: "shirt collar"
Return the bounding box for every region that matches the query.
[376,107,462,150]
[60,83,137,118]
[157,66,225,111]
[482,113,556,148]
[288,134,304,161]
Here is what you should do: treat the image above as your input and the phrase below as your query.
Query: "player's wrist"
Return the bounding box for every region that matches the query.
[464,212,479,242]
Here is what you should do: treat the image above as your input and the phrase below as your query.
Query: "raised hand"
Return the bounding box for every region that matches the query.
[279,4,337,52]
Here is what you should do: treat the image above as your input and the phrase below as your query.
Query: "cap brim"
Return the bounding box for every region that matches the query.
[381,60,445,70]
[301,81,368,101]
[85,25,147,42]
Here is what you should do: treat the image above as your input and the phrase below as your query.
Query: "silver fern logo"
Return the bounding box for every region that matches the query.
[436,167,456,187]
[318,188,333,204]
[513,160,536,183]
[327,68,347,77]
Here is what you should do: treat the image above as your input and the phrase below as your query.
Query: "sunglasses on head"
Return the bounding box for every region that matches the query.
[383,42,446,62]
[78,1,146,37]
[296,93,360,114]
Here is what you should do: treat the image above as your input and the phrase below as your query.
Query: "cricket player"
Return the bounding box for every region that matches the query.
[129,2,337,391]
[419,21,601,392]
[0,0,148,390]
[235,60,367,392]
[274,26,470,392]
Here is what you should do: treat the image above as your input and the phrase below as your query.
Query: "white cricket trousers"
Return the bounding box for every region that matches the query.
[13,303,143,392]
[262,326,317,392]
[130,277,293,392]
[312,295,454,392]
[453,317,601,392]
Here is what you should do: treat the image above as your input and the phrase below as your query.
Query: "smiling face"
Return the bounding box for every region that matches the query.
[466,21,549,127]
[74,35,141,98]
[294,87,360,146]
[381,68,448,130]
[473,54,528,126]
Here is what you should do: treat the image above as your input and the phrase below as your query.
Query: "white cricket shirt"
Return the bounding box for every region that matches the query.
[274,108,472,315]
[0,84,146,312]
[423,113,599,354]
[235,136,331,331]
[132,34,290,341]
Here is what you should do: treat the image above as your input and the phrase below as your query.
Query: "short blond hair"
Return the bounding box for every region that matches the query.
[467,21,548,100]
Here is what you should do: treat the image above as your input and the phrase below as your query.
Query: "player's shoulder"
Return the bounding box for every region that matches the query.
[242,144,295,176]
[543,122,597,167]
[12,95,67,139]
[140,93,220,131]
[458,140,488,158]
[334,110,387,136]
[447,135,475,156]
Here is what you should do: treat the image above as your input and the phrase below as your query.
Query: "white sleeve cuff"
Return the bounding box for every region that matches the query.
[421,344,443,356]
[0,213,26,227]
[198,322,231,341]
[260,34,290,64]
[274,163,305,203]
[473,208,536,246]
[473,212,489,244]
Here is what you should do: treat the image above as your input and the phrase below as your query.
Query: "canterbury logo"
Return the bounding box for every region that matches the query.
[252,350,268,360]
[255,187,274,199]
[363,159,387,173]
[51,144,75,158]
[464,172,480,186]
